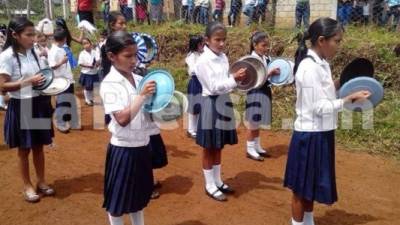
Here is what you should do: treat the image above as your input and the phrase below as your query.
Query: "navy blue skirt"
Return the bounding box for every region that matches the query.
[284,130,338,205]
[149,134,168,169]
[196,94,238,149]
[4,96,54,149]
[103,144,153,216]
[245,83,272,127]
[56,84,76,122]
[187,75,202,115]
[79,73,100,91]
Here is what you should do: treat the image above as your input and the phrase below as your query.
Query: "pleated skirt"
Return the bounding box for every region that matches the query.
[283,130,338,205]
[196,94,238,150]
[4,96,54,149]
[103,144,153,215]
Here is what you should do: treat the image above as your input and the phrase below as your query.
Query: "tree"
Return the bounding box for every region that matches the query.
[27,0,31,19]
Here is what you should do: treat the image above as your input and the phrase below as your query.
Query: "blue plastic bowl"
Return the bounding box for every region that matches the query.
[339,76,384,111]
[138,70,175,113]
[268,59,292,86]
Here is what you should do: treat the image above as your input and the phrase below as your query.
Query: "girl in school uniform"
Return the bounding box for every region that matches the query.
[0,17,55,203]
[195,22,247,202]
[34,32,49,67]
[100,12,127,125]
[100,31,156,225]
[245,31,280,161]
[284,17,371,225]
[54,18,84,69]
[78,38,100,106]
[186,34,204,138]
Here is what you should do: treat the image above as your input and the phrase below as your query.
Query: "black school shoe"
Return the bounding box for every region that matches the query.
[205,189,227,202]
[217,183,235,194]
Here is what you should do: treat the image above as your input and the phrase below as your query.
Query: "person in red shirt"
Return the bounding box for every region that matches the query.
[78,0,95,24]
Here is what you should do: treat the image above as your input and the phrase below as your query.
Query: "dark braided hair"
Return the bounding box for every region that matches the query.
[293,17,343,74]
[4,17,40,77]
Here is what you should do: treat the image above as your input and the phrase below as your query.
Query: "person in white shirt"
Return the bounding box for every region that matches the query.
[48,29,80,133]
[284,18,371,225]
[0,17,55,203]
[186,34,204,138]
[100,31,156,225]
[244,31,280,161]
[34,32,49,67]
[243,0,258,25]
[78,38,100,106]
[195,22,247,202]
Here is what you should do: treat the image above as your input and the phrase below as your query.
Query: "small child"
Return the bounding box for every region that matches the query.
[213,0,225,22]
[78,38,100,106]
[186,34,204,138]
[34,32,49,67]
[48,28,80,133]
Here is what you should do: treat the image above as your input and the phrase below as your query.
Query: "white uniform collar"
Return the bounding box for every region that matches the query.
[203,45,222,60]
[307,49,329,66]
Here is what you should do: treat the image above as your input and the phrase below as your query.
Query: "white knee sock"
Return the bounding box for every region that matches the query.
[212,164,223,187]
[203,169,217,192]
[304,212,315,225]
[83,90,89,102]
[246,141,260,157]
[0,95,4,106]
[108,213,124,225]
[292,218,304,225]
[188,113,197,134]
[129,211,144,225]
[254,137,267,153]
[88,90,93,101]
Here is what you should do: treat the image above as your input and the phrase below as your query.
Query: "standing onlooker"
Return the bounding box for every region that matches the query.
[120,0,134,21]
[295,0,310,29]
[352,0,364,24]
[254,0,268,24]
[213,0,226,22]
[151,0,164,24]
[78,0,95,24]
[384,0,400,31]
[338,0,353,26]
[199,0,211,25]
[193,0,202,23]
[243,0,258,26]
[362,0,371,25]
[228,0,242,27]
[102,0,111,22]
[182,0,190,23]
[136,0,150,24]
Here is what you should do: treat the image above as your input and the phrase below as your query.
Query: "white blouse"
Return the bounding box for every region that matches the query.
[0,47,45,99]
[78,49,98,75]
[185,52,201,77]
[294,49,344,132]
[195,46,237,96]
[100,66,150,147]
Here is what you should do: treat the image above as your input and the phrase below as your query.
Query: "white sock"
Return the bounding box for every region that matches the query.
[247,141,260,157]
[129,211,144,225]
[212,164,223,187]
[254,137,267,153]
[88,90,94,101]
[0,95,4,106]
[108,213,124,225]
[203,169,217,193]
[292,218,304,225]
[188,113,197,134]
[304,212,315,225]
[83,90,90,103]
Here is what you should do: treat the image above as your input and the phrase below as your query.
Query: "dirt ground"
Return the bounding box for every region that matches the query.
[0,92,399,225]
